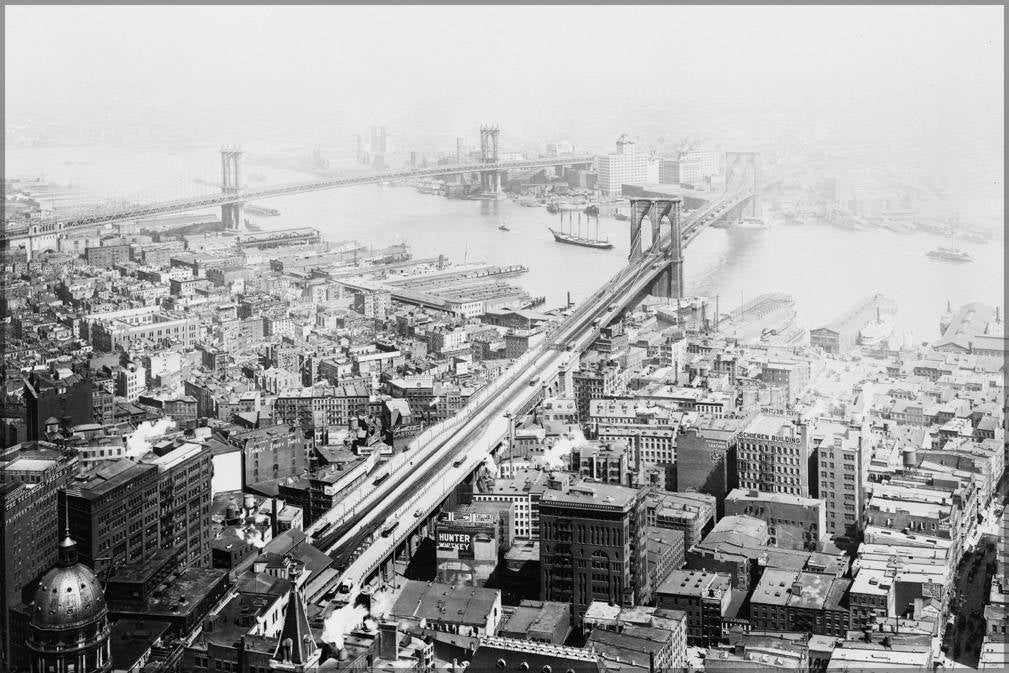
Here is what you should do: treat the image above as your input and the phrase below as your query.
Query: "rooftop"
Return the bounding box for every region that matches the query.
[541,480,640,510]
[656,569,730,598]
[392,580,500,627]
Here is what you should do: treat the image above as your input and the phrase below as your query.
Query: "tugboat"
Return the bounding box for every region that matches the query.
[548,209,613,250]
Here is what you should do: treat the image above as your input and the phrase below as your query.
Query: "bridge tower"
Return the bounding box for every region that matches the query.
[220,147,244,230]
[478,125,504,199]
[724,151,762,218]
[628,197,684,299]
[662,198,685,299]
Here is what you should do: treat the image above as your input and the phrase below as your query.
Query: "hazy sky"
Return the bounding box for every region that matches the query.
[5,5,1003,159]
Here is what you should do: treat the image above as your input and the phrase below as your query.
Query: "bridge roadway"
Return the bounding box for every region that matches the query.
[312,189,762,595]
[2,156,596,240]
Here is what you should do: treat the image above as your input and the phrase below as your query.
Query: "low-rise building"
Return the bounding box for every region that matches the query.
[654,569,733,647]
[724,488,826,551]
[390,580,502,637]
[748,568,851,636]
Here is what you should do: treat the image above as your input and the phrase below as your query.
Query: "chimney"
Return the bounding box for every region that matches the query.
[271,498,279,537]
[379,620,399,660]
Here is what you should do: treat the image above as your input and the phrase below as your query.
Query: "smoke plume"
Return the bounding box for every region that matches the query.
[322,602,369,650]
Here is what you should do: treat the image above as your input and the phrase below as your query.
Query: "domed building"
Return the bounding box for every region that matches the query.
[27,532,112,673]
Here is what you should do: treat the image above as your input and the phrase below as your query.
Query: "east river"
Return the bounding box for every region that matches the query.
[7,143,1003,344]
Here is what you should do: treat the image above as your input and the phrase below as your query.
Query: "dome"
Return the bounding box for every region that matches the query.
[31,534,107,631]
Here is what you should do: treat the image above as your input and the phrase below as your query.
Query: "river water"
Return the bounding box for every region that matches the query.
[7,143,1003,344]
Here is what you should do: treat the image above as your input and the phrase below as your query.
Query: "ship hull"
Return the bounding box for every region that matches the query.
[927,251,972,262]
[548,228,614,249]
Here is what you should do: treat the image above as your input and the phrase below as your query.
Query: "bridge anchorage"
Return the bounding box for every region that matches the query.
[629,197,684,299]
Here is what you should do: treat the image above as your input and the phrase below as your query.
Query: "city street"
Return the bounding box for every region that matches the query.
[947,540,998,667]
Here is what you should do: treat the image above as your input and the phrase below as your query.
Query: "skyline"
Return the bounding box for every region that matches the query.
[2,6,1006,673]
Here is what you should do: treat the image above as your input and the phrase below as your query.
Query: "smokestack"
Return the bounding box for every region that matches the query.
[715,294,720,330]
[271,498,279,537]
[379,620,399,661]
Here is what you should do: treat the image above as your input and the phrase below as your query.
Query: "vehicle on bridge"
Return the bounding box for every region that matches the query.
[528,375,541,386]
[333,579,356,608]
[373,472,390,486]
[452,457,465,468]
[381,521,399,537]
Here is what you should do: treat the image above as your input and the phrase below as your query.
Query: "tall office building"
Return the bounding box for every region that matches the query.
[540,475,648,623]
[736,414,812,496]
[679,150,722,179]
[1,443,78,673]
[62,443,213,575]
[63,459,161,574]
[595,135,648,196]
[814,422,869,541]
[149,443,213,568]
[26,534,112,673]
[23,369,94,441]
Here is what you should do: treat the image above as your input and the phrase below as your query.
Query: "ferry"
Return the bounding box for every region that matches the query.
[859,309,895,347]
[927,233,972,262]
[927,247,972,262]
[735,217,768,230]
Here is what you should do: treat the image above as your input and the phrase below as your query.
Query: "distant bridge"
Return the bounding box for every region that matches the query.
[3,126,595,253]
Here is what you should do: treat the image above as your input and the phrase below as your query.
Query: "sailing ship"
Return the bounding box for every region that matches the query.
[548,207,614,249]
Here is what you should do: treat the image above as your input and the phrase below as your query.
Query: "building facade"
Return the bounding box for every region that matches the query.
[737,415,811,496]
[595,136,648,196]
[539,478,648,623]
